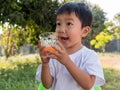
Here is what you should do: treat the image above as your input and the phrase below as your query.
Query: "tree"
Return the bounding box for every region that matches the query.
[113,12,120,39]
[82,4,106,48]
[90,32,112,53]
[90,22,113,53]
[0,21,41,59]
[0,24,21,59]
[114,12,120,25]
[0,0,61,45]
[0,0,106,49]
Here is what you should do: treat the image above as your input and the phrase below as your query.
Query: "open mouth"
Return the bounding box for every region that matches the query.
[59,37,69,41]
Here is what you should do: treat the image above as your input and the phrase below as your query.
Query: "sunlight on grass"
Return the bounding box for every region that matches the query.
[0,54,41,69]
[0,54,120,90]
[0,54,41,90]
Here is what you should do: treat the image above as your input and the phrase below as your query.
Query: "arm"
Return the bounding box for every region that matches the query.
[41,63,53,88]
[38,41,53,88]
[47,42,95,89]
[64,59,95,90]
[49,52,95,89]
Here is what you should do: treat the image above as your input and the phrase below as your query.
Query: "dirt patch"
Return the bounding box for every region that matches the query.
[99,54,120,70]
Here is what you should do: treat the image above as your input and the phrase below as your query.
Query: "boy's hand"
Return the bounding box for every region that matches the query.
[38,41,50,64]
[47,41,70,65]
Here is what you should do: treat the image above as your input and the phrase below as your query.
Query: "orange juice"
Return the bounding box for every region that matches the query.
[43,46,56,55]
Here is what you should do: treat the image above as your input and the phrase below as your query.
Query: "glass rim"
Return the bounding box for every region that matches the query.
[39,32,58,40]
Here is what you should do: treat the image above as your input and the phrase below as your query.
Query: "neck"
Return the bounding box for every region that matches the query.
[66,43,83,55]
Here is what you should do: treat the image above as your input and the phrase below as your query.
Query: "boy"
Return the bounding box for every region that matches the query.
[36,2,105,90]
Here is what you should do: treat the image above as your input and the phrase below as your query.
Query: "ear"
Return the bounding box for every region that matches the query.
[81,26,91,38]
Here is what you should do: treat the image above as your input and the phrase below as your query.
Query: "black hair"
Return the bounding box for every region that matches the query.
[56,2,93,28]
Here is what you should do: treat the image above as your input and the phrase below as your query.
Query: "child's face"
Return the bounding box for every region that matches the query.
[55,12,86,49]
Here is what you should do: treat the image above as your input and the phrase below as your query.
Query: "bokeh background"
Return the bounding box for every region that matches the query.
[0,0,120,90]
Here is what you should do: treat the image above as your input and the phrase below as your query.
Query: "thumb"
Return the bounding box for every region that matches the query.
[38,40,42,48]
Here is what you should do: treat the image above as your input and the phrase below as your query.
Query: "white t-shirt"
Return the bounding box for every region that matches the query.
[36,46,105,90]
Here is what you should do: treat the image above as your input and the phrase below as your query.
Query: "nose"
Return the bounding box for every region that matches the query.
[56,25,66,34]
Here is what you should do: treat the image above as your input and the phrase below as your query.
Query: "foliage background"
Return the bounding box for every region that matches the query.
[0,0,106,45]
[0,0,120,90]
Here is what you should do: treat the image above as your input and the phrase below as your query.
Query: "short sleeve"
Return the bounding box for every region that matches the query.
[35,59,56,82]
[84,51,105,86]
[49,59,56,77]
[36,64,42,82]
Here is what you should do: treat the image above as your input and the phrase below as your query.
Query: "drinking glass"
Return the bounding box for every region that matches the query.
[39,32,58,53]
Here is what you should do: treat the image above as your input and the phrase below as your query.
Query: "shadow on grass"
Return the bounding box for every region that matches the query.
[0,62,40,90]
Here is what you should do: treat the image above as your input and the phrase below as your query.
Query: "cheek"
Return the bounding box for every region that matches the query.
[74,30,82,38]
[55,27,59,32]
[69,32,80,40]
[70,28,81,36]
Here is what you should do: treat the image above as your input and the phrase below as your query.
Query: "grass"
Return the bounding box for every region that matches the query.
[0,54,40,90]
[0,54,120,90]
[102,68,120,90]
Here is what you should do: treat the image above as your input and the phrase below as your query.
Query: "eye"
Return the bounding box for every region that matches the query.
[67,22,73,26]
[56,22,61,26]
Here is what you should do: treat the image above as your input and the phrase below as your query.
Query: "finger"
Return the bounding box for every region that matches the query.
[38,40,45,49]
[49,45,61,54]
[37,40,46,51]
[40,47,49,56]
[38,40,41,48]
[47,54,58,60]
[40,46,46,51]
[51,41,65,54]
[47,50,60,59]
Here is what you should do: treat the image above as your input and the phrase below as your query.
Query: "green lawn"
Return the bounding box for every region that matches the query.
[0,54,120,90]
[0,54,40,90]
[102,68,120,90]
